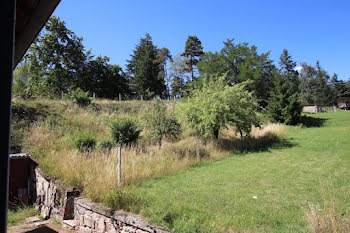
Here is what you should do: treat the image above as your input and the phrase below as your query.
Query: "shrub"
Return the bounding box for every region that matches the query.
[73,133,96,152]
[110,118,141,146]
[145,100,181,148]
[65,88,91,106]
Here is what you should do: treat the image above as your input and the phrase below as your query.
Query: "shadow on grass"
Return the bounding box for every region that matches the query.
[299,115,328,128]
[215,133,296,153]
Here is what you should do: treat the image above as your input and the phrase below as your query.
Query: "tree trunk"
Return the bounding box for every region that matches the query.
[213,128,219,139]
[196,135,200,162]
[239,130,246,153]
[159,137,162,150]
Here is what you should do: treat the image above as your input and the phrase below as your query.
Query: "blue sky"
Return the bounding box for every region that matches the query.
[54,0,350,80]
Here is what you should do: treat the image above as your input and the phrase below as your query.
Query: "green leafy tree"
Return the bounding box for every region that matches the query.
[222,82,261,151]
[179,74,260,155]
[145,100,181,148]
[110,118,141,146]
[181,35,204,82]
[13,61,31,98]
[78,56,130,99]
[127,33,166,99]
[299,61,333,106]
[169,54,187,98]
[197,39,275,108]
[26,15,87,97]
[157,48,172,99]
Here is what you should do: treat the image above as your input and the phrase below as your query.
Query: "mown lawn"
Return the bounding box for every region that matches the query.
[129,111,350,232]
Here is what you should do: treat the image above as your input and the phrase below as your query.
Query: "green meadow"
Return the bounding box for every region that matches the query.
[128,111,350,232]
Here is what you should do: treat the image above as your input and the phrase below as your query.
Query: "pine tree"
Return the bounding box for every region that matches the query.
[181,35,204,82]
[279,49,299,92]
[126,33,166,99]
[267,50,302,125]
[268,72,302,125]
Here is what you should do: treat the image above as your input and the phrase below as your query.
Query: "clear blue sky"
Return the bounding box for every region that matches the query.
[54,0,350,80]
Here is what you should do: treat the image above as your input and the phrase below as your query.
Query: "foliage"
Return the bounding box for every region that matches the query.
[157,48,172,99]
[197,39,275,108]
[169,54,187,98]
[127,33,166,99]
[109,118,141,146]
[26,15,87,98]
[267,51,302,125]
[73,132,96,152]
[299,61,338,106]
[145,100,181,148]
[268,73,302,125]
[181,35,204,82]
[65,88,91,106]
[78,56,131,99]
[178,74,260,140]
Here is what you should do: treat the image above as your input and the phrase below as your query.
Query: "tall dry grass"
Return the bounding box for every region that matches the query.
[23,120,287,203]
[305,180,350,233]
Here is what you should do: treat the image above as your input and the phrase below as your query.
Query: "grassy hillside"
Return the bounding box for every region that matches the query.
[11,98,284,202]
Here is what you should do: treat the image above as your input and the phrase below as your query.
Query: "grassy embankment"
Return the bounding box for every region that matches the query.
[11,98,350,232]
[11,98,283,200]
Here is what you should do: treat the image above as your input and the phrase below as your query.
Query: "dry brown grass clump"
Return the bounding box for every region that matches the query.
[306,201,350,233]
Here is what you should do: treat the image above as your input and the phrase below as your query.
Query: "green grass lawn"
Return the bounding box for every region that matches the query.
[128,111,350,232]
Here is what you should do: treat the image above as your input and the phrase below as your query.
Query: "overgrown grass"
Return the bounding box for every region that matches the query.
[12,98,285,202]
[7,207,37,226]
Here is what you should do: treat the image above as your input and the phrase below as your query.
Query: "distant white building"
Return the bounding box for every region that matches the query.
[303,105,324,113]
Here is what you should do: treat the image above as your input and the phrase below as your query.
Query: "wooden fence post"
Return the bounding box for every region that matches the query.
[117,146,121,187]
[196,136,200,162]
[119,93,121,102]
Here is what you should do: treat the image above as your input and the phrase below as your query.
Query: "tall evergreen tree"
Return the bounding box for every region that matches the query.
[267,51,302,125]
[181,35,204,82]
[127,33,166,99]
[279,49,299,92]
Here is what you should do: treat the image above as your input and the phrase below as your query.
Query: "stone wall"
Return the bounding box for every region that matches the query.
[74,198,168,233]
[34,167,167,232]
[34,167,63,219]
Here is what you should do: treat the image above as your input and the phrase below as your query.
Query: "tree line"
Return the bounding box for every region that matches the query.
[14,16,350,121]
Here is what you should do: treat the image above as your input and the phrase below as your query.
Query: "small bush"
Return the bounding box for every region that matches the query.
[110,118,141,146]
[65,88,91,106]
[73,133,96,152]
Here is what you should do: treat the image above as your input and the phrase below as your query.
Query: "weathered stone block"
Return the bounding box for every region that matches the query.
[84,216,95,229]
